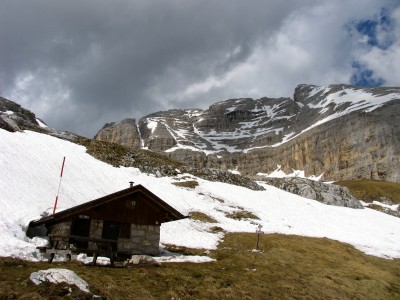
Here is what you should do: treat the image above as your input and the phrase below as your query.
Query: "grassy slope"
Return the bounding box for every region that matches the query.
[1,233,400,299]
[336,180,400,204]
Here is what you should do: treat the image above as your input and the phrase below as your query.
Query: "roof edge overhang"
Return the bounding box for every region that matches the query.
[29,184,186,227]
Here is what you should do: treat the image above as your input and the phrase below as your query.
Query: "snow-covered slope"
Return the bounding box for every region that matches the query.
[1,129,400,260]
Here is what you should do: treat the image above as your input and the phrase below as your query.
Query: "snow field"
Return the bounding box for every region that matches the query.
[0,130,400,261]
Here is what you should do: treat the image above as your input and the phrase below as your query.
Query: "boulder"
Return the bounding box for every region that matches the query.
[123,255,161,267]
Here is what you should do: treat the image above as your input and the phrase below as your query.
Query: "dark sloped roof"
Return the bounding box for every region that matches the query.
[29,184,186,227]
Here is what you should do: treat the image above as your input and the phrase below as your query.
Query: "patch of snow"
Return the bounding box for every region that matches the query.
[184,109,203,118]
[257,165,323,181]
[228,167,241,175]
[146,119,158,133]
[155,255,215,263]
[225,106,238,113]
[306,86,325,98]
[36,119,47,128]
[4,110,14,115]
[76,253,111,265]
[361,201,400,212]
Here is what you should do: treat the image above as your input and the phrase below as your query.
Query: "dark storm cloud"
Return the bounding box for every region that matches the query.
[1,0,399,137]
[1,0,305,136]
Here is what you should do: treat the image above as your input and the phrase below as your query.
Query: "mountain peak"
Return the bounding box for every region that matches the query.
[94,84,400,182]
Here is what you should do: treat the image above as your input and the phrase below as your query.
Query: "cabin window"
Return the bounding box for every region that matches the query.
[102,221,130,239]
[119,222,131,238]
[102,221,119,240]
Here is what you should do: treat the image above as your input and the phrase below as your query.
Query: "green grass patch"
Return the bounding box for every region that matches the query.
[75,136,131,167]
[75,136,185,169]
[1,233,400,299]
[336,179,400,204]
[225,210,260,220]
[367,204,386,212]
[2,234,400,299]
[172,180,199,189]
[209,226,225,233]
[189,211,218,223]
[161,245,207,256]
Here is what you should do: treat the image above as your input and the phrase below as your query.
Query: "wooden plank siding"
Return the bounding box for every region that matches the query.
[55,195,169,226]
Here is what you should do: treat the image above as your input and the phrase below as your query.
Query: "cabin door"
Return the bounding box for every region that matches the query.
[70,217,91,249]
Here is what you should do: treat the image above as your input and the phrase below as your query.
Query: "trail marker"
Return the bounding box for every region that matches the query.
[52,156,66,215]
[256,224,263,250]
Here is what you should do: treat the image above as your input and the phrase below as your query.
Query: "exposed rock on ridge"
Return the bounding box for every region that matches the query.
[0,97,41,132]
[261,177,363,209]
[94,118,140,148]
[94,84,400,183]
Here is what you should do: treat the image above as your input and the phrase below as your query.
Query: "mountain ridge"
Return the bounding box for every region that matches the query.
[1,83,400,182]
[94,84,400,182]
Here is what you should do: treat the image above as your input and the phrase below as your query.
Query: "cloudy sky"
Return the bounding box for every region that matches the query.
[1,0,399,137]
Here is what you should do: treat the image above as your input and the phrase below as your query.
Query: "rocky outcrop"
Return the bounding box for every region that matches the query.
[261,177,363,208]
[94,118,141,148]
[0,97,80,142]
[0,97,41,131]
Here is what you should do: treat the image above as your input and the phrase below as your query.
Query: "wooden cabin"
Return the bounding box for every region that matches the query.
[27,183,186,265]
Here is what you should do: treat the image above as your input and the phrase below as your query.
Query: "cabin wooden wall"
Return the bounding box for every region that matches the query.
[73,194,171,225]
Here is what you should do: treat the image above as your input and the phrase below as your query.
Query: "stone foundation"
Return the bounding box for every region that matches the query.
[88,220,160,255]
[118,224,160,256]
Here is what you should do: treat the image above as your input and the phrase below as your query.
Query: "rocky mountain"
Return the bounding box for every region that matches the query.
[0,97,43,132]
[0,96,264,192]
[0,93,392,210]
[94,118,141,148]
[95,84,400,182]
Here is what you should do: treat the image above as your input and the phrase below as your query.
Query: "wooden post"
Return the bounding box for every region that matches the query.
[48,253,55,263]
[92,253,98,266]
[256,224,263,250]
[110,253,115,267]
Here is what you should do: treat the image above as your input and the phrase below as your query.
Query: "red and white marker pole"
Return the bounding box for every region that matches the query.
[53,156,66,215]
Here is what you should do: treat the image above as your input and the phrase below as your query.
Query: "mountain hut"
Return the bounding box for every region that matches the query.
[27,183,186,265]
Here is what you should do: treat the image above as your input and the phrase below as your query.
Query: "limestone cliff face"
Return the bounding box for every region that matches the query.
[93,84,400,182]
[242,101,400,182]
[94,118,141,149]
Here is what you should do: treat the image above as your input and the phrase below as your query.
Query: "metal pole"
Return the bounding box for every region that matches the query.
[53,156,66,215]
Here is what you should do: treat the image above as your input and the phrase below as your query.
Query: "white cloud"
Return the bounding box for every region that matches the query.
[7,69,71,119]
[355,7,400,86]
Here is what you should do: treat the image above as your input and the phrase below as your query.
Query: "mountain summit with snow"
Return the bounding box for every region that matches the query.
[95,84,400,182]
